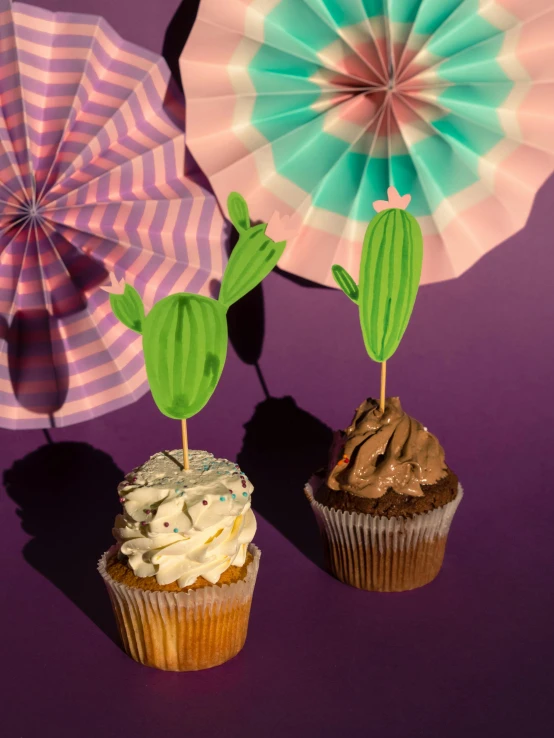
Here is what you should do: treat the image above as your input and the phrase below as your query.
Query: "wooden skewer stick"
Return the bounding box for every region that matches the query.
[181,419,190,470]
[379,360,387,413]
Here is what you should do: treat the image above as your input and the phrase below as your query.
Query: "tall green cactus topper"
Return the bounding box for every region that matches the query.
[332,187,423,411]
[104,192,298,467]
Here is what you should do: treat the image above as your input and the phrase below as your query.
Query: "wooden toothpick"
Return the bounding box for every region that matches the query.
[380,360,387,412]
[181,419,190,470]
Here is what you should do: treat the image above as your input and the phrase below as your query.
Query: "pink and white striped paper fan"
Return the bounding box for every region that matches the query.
[0,1,228,429]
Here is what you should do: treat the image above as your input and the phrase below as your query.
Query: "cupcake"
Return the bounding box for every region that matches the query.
[305,397,462,592]
[98,449,260,671]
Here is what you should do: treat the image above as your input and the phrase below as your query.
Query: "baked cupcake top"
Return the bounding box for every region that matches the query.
[113,450,256,588]
[327,397,447,499]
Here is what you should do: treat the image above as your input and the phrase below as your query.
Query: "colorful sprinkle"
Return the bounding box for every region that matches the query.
[202,500,208,506]
[164,522,169,527]
[119,497,126,503]
[231,493,236,499]
[242,492,248,497]
[340,455,350,464]
[219,496,226,502]
[173,528,179,533]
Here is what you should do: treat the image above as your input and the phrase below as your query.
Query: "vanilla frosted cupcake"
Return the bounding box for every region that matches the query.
[98,449,260,671]
[305,398,462,592]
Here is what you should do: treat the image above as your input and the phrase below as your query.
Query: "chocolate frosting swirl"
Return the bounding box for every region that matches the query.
[327,397,447,499]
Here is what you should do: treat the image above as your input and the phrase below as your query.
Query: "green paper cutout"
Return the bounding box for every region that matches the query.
[333,197,423,363]
[219,193,287,308]
[227,191,251,231]
[142,294,227,419]
[110,284,144,333]
[107,192,292,420]
[331,264,358,303]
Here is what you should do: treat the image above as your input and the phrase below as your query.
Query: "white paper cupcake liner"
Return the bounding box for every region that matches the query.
[98,543,261,671]
[305,480,463,592]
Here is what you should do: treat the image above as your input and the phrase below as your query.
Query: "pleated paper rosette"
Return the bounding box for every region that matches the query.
[0,2,228,429]
[181,0,554,287]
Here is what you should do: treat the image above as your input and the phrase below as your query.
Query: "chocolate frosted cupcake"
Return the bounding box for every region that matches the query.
[305,397,462,592]
[98,449,260,671]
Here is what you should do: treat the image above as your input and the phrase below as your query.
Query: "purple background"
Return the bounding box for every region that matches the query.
[2,2,554,736]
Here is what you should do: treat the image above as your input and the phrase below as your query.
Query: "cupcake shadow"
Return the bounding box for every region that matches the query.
[237,396,333,568]
[4,441,123,644]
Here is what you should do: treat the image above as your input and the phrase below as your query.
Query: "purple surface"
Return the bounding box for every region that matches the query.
[1,2,554,737]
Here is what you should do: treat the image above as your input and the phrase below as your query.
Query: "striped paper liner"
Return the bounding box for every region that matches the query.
[98,544,261,671]
[305,479,463,592]
[0,2,228,429]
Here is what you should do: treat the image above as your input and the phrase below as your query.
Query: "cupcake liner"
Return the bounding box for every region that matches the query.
[98,544,261,671]
[305,481,463,592]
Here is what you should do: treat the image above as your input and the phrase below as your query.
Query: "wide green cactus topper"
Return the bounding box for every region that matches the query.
[332,187,423,411]
[104,192,298,468]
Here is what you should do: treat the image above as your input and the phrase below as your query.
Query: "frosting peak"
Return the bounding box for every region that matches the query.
[113,450,256,587]
[327,397,447,499]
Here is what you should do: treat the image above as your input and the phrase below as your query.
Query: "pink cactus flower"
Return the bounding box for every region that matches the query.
[101,272,126,295]
[265,211,302,243]
[373,186,411,213]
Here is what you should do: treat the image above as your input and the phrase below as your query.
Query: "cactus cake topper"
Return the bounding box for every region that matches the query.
[332,187,423,412]
[104,192,297,469]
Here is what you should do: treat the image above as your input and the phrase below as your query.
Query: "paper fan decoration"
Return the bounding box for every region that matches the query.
[181,0,554,287]
[0,1,228,429]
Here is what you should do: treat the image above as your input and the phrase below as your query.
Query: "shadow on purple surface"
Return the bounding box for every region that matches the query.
[237,395,332,568]
[225,222,272,399]
[162,0,201,92]
[3,442,123,644]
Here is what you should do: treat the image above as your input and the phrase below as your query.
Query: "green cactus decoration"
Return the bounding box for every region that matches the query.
[109,283,144,333]
[332,187,423,410]
[105,192,297,466]
[141,293,227,419]
[219,193,287,308]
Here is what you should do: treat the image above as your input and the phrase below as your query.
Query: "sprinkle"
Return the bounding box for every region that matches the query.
[219,496,226,502]
[202,500,208,506]
[144,509,151,514]
[119,497,126,503]
[340,455,350,464]
[242,492,248,497]
[173,528,179,533]
[231,493,236,499]
[164,522,169,527]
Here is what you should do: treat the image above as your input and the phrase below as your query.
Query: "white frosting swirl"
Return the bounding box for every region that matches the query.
[113,450,256,587]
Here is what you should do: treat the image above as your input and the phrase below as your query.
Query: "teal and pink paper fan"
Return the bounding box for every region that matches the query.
[0,1,227,429]
[181,0,554,287]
